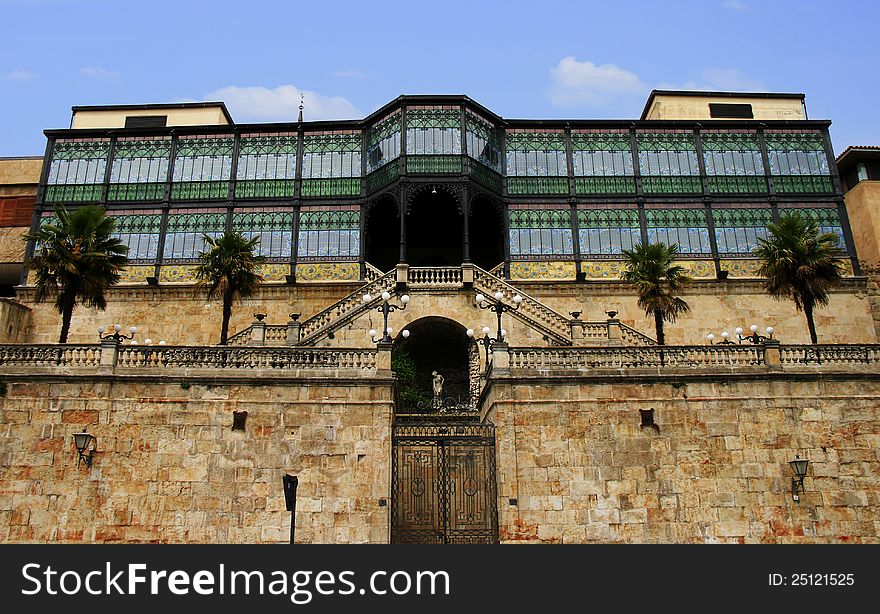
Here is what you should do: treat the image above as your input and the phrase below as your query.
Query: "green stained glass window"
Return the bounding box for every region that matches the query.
[46,139,110,202]
[466,112,502,174]
[232,210,293,259]
[701,131,766,194]
[109,138,171,201]
[236,134,298,198]
[780,207,844,248]
[712,207,773,254]
[406,108,461,156]
[508,208,573,257]
[645,208,710,254]
[577,208,641,255]
[109,212,163,262]
[571,130,635,195]
[765,131,833,193]
[171,136,233,200]
[302,132,362,178]
[163,211,228,260]
[297,209,360,259]
[637,131,701,194]
[506,131,567,177]
[367,111,401,173]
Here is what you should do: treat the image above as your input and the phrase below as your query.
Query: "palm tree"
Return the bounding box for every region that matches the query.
[621,242,691,345]
[195,232,265,345]
[24,205,128,343]
[755,213,844,344]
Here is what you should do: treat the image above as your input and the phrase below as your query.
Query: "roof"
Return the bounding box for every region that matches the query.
[836,145,880,173]
[640,89,805,120]
[71,101,234,125]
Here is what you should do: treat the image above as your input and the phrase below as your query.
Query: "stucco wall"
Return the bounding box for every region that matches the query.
[645,95,805,121]
[845,181,880,264]
[71,107,230,129]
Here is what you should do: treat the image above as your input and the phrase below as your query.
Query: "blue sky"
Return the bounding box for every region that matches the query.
[1,0,878,156]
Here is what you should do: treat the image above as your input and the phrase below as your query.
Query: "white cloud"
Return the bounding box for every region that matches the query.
[204,84,361,122]
[81,66,119,80]
[659,68,764,92]
[4,68,38,81]
[549,56,648,107]
[723,0,748,11]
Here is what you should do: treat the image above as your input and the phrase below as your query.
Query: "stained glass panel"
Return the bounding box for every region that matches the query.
[505,130,567,177]
[171,136,234,200]
[46,139,110,202]
[162,210,228,260]
[637,131,701,194]
[236,133,298,198]
[645,207,711,254]
[232,209,293,259]
[297,209,360,259]
[508,208,573,257]
[406,107,461,155]
[108,138,171,201]
[367,111,401,173]
[577,208,641,256]
[701,131,767,194]
[571,130,635,195]
[466,111,502,173]
[109,211,163,262]
[766,131,833,193]
[712,207,772,254]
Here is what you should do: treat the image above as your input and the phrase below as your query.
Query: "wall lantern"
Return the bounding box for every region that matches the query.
[73,428,96,468]
[789,454,809,502]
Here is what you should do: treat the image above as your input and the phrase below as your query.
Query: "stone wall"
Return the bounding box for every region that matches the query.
[0,299,31,343]
[0,374,394,543]
[11,277,875,348]
[485,370,880,543]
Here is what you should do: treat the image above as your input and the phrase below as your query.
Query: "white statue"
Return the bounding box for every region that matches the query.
[432,371,444,398]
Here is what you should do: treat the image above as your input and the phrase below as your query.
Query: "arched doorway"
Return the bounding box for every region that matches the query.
[470,195,504,270]
[364,195,399,273]
[390,317,498,544]
[406,187,463,266]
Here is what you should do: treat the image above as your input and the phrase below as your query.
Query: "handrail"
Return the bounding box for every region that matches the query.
[364,262,384,282]
[408,267,462,287]
[472,265,571,345]
[227,324,288,347]
[298,270,397,345]
[779,344,880,365]
[618,323,657,346]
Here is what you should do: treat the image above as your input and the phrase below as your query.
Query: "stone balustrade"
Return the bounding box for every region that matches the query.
[0,343,379,373]
[506,344,766,370]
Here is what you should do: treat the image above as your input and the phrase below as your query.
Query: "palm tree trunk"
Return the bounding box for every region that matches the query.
[804,301,818,344]
[653,310,665,345]
[58,298,75,344]
[219,288,233,345]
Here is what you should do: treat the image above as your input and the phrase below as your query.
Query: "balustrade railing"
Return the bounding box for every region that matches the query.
[0,344,102,367]
[296,270,397,345]
[473,265,571,345]
[117,346,378,370]
[507,345,765,370]
[779,344,880,365]
[409,267,462,287]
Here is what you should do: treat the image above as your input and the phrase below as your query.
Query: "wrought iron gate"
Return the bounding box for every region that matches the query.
[391,420,499,544]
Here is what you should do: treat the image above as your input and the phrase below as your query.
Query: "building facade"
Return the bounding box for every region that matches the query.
[1,92,879,544]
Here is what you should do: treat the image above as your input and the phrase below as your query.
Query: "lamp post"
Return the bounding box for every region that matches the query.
[467,326,505,362]
[97,323,138,343]
[363,291,410,344]
[475,290,521,342]
[707,325,775,345]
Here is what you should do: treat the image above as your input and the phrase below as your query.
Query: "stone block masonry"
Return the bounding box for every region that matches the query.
[485,372,880,544]
[0,375,394,543]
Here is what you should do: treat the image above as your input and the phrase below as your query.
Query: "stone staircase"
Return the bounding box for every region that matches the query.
[227,263,657,347]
